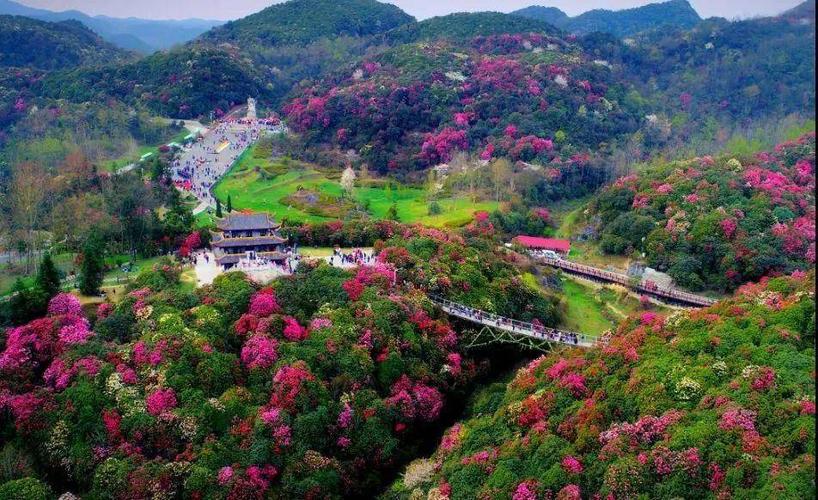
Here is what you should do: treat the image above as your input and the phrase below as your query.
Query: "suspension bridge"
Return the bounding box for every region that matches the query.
[534,256,717,308]
[428,295,600,351]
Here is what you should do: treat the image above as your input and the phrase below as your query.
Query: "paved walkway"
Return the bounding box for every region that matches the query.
[193,252,220,286]
[172,121,261,212]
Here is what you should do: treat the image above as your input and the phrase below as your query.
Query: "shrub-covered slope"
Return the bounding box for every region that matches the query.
[588,133,815,291]
[282,32,642,174]
[283,11,815,173]
[0,224,561,498]
[386,272,816,499]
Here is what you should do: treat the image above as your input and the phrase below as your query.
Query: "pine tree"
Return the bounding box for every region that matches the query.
[226,195,233,213]
[216,198,223,218]
[8,278,47,325]
[36,252,61,299]
[386,203,399,221]
[79,232,105,296]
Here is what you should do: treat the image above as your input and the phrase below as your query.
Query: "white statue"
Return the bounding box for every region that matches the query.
[246,97,257,120]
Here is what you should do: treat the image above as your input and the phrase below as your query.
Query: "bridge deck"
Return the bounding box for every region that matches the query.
[536,257,716,307]
[429,296,597,348]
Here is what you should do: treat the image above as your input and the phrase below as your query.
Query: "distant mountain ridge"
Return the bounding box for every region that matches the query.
[0,0,221,52]
[0,14,133,70]
[512,0,702,37]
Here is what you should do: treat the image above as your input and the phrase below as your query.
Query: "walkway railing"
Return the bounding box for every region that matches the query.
[536,256,716,307]
[428,295,598,348]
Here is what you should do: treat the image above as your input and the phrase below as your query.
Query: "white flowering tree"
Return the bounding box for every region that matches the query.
[340,166,356,198]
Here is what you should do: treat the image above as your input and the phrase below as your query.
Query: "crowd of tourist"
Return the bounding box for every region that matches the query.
[436,298,586,345]
[170,116,288,209]
[328,248,374,268]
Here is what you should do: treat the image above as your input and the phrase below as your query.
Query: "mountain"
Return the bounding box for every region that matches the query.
[201,0,414,46]
[381,11,560,45]
[38,0,418,118]
[513,0,702,37]
[38,45,269,119]
[0,0,221,53]
[511,6,569,27]
[780,0,815,24]
[0,15,133,70]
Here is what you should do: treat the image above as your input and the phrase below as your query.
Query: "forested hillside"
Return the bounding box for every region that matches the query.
[587,133,815,291]
[202,0,413,46]
[38,45,270,119]
[0,15,133,70]
[280,8,815,174]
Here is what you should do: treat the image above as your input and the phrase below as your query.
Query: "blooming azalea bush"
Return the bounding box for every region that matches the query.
[387,271,815,499]
[591,134,815,291]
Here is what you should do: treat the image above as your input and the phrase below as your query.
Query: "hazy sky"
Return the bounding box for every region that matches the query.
[16,0,804,22]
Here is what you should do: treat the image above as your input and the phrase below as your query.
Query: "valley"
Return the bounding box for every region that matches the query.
[0,0,814,498]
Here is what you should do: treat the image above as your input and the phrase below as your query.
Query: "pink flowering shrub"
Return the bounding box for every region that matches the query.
[146,388,177,416]
[386,375,444,422]
[561,455,583,474]
[240,335,279,370]
[47,293,82,316]
[248,290,281,317]
[282,316,308,341]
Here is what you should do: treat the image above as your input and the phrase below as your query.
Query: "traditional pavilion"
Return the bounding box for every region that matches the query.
[211,212,288,269]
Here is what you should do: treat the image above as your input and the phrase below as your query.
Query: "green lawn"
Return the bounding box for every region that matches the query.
[100,129,191,173]
[558,278,617,334]
[213,146,498,227]
[0,253,76,297]
[524,272,667,336]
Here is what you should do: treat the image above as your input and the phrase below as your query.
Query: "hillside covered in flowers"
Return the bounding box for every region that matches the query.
[0,225,560,498]
[588,133,815,291]
[282,33,643,174]
[386,272,815,499]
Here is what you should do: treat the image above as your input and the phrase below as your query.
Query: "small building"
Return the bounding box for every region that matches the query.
[211,212,288,269]
[513,236,571,255]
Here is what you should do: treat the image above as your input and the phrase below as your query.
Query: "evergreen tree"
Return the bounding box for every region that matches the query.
[36,252,61,299]
[79,232,105,296]
[216,198,223,218]
[227,195,233,213]
[386,203,399,221]
[164,188,194,238]
[7,278,47,325]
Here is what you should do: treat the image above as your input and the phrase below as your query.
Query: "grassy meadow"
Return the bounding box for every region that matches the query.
[212,144,498,226]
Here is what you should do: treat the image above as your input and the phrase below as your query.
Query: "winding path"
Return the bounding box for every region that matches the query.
[429,295,599,349]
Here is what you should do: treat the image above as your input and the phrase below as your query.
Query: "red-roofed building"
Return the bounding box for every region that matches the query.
[513,236,571,255]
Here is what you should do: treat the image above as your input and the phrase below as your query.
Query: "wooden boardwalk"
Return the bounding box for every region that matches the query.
[429,295,598,349]
[535,256,716,307]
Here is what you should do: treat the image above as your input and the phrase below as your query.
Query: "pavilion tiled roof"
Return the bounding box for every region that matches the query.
[216,213,279,231]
